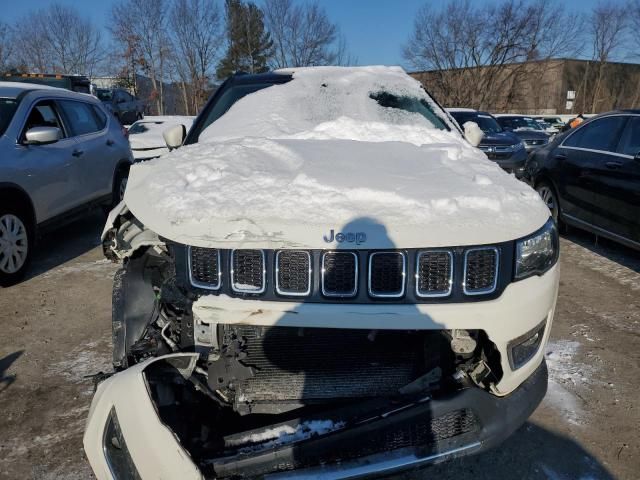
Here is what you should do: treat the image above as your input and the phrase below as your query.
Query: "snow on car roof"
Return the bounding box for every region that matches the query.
[200,66,460,146]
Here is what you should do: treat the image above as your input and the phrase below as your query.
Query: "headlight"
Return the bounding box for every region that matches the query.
[514,218,558,280]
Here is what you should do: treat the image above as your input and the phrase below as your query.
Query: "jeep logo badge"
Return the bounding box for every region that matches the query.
[323,229,367,245]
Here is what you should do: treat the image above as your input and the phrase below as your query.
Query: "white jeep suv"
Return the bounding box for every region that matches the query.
[85,67,559,480]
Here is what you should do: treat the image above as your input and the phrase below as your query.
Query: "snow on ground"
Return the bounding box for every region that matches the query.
[41,258,118,279]
[124,66,549,249]
[562,240,640,291]
[544,340,596,426]
[47,333,112,393]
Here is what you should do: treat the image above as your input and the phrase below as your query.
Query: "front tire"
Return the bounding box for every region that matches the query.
[113,169,129,206]
[536,181,565,232]
[0,208,32,287]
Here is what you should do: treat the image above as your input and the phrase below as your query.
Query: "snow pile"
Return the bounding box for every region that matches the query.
[125,66,550,248]
[228,420,345,451]
[544,340,594,426]
[200,66,459,144]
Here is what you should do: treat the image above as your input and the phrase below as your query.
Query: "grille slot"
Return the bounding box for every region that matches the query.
[188,247,221,290]
[368,252,405,298]
[464,247,499,295]
[231,250,266,294]
[322,252,358,297]
[276,250,311,296]
[416,250,453,297]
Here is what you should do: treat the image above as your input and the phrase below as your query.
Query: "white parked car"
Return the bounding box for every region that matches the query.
[85,67,559,479]
[127,115,195,160]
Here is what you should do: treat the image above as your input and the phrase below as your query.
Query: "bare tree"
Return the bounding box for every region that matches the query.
[111,0,171,115]
[404,0,584,110]
[586,2,627,112]
[630,0,640,107]
[14,4,104,76]
[263,0,346,68]
[170,0,224,115]
[0,22,15,73]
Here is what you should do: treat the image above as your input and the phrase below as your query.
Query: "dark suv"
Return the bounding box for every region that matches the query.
[526,110,640,249]
[448,109,527,177]
[494,115,551,152]
[96,88,145,125]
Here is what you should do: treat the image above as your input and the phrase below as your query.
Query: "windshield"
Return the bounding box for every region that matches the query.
[0,98,19,136]
[197,67,457,146]
[499,117,543,131]
[450,112,502,134]
[96,89,113,102]
[370,92,449,131]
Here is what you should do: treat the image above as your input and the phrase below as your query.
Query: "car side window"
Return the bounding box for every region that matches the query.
[564,116,627,152]
[21,100,65,141]
[616,116,640,156]
[58,100,101,136]
[92,105,108,130]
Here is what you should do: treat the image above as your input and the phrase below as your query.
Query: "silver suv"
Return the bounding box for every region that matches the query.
[0,82,133,286]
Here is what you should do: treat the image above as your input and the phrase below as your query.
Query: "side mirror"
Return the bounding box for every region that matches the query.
[462,121,484,147]
[24,126,61,145]
[163,124,186,150]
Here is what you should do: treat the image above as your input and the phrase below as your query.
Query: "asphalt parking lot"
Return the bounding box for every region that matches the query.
[0,212,638,480]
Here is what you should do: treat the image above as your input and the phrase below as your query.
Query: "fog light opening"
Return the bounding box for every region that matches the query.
[508,319,547,370]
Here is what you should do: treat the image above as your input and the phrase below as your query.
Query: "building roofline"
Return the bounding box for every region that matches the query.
[409,57,640,75]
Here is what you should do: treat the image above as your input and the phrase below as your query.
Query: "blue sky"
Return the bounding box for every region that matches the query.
[5,0,605,67]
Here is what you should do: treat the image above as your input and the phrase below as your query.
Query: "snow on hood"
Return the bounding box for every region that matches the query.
[124,66,550,249]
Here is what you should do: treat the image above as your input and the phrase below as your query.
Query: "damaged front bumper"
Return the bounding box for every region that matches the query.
[84,353,548,480]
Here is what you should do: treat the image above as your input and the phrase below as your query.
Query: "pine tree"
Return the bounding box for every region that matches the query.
[216,0,273,79]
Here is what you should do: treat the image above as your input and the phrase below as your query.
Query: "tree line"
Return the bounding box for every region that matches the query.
[403,0,640,112]
[1,0,640,115]
[0,0,352,116]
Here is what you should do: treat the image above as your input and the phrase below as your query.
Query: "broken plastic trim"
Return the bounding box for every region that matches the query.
[264,442,482,480]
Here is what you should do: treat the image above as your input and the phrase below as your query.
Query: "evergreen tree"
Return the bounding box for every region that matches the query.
[216,0,273,79]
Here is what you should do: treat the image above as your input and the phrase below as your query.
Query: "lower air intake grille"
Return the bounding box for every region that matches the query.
[236,327,424,402]
[369,252,405,297]
[464,248,498,294]
[189,247,220,289]
[276,251,311,296]
[416,251,452,297]
[322,252,357,297]
[231,250,265,294]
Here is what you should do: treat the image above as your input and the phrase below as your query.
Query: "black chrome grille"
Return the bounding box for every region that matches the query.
[276,250,311,296]
[464,248,499,294]
[416,251,452,297]
[369,252,405,297]
[322,252,357,297]
[188,246,220,289]
[231,250,265,293]
[186,246,505,301]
